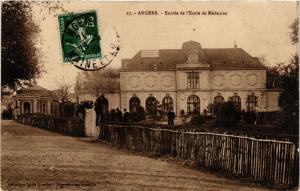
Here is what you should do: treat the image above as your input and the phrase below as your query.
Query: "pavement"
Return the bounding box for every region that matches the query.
[1,120,273,191]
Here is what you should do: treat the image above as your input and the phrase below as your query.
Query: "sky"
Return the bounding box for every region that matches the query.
[32,1,298,91]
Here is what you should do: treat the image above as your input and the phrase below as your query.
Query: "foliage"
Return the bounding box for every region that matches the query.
[75,67,120,96]
[206,103,214,115]
[278,55,299,127]
[290,18,298,45]
[277,18,299,128]
[136,106,146,121]
[1,1,42,89]
[191,115,204,126]
[130,106,146,122]
[75,101,93,119]
[63,102,76,119]
[243,111,256,124]
[215,101,241,128]
[266,66,282,89]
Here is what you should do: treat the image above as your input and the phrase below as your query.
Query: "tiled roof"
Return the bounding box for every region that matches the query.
[18,84,53,97]
[121,42,266,70]
[25,84,49,91]
[122,49,187,70]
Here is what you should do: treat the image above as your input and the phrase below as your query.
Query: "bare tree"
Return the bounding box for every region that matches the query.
[54,78,73,118]
[75,67,120,97]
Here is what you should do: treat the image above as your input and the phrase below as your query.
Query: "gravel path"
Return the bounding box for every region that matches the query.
[1,120,272,191]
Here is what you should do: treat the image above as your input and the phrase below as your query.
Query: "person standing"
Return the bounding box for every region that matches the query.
[109,109,116,122]
[116,108,122,122]
[94,95,105,126]
[123,109,129,122]
[167,108,176,127]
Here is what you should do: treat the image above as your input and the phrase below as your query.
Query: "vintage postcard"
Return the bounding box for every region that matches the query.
[1,1,299,190]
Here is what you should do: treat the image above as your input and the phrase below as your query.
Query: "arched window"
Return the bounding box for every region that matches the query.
[129,96,140,112]
[187,95,200,115]
[229,95,241,112]
[162,96,173,115]
[23,102,31,114]
[146,96,157,115]
[246,95,257,112]
[213,95,224,105]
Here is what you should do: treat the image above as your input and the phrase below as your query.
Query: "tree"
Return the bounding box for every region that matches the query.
[278,55,299,127]
[75,67,120,97]
[290,18,298,45]
[215,101,241,128]
[54,79,72,118]
[266,66,282,89]
[278,18,299,129]
[1,1,42,89]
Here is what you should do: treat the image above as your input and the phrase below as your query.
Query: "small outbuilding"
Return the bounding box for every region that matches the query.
[12,84,60,118]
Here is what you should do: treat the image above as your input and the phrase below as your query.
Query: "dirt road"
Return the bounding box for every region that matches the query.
[1,120,272,191]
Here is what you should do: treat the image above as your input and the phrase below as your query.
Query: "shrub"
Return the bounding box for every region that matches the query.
[206,103,214,115]
[63,102,75,118]
[215,101,241,127]
[279,113,299,134]
[243,111,256,124]
[191,115,204,126]
[129,106,146,122]
[136,106,146,120]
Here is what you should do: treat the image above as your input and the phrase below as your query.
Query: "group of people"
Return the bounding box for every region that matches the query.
[1,110,12,120]
[101,108,130,124]
[94,95,130,125]
[93,95,176,126]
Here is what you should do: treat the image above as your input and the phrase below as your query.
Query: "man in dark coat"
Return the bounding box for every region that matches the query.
[167,108,176,127]
[116,108,122,122]
[123,109,129,122]
[109,109,116,122]
[94,95,105,126]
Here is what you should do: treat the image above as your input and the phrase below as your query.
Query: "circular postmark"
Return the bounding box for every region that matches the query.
[58,10,120,71]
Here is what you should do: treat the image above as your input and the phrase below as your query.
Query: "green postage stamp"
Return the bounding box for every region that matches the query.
[58,11,101,63]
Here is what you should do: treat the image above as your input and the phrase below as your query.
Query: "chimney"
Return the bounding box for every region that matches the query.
[234,40,237,48]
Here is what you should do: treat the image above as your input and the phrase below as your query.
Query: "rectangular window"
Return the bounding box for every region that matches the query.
[187,72,199,89]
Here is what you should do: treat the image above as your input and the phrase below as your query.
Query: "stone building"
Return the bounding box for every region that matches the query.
[12,84,60,117]
[119,41,280,116]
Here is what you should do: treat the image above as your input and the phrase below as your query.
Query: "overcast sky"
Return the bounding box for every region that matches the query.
[32,1,298,91]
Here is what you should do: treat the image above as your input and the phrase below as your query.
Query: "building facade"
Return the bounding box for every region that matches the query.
[120,41,280,116]
[12,84,60,118]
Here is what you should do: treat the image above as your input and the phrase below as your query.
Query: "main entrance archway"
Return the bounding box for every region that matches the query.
[146,96,157,115]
